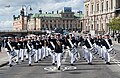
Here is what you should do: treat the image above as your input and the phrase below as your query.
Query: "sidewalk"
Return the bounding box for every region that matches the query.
[112,38,120,46]
[0,47,9,67]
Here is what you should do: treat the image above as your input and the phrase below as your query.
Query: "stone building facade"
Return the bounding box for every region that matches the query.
[13,7,83,32]
[83,0,120,34]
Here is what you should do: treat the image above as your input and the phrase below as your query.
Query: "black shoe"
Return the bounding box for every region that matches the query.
[99,57,102,58]
[26,58,28,60]
[21,60,24,62]
[58,66,60,70]
[102,58,104,60]
[34,61,38,63]
[88,63,92,65]
[39,59,41,61]
[52,63,55,65]
[43,57,46,59]
[71,64,74,66]
[10,64,13,67]
[106,62,111,65]
[73,61,75,63]
[16,62,19,64]
[29,64,31,66]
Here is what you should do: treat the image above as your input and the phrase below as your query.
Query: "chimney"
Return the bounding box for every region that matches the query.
[39,9,42,14]
[77,11,82,14]
[52,11,54,14]
[13,15,15,20]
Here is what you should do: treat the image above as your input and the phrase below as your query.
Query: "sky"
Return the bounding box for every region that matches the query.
[0,0,84,30]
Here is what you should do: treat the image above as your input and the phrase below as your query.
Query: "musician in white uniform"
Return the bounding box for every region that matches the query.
[32,37,39,63]
[48,35,56,65]
[27,38,33,66]
[101,34,112,65]
[83,34,94,65]
[19,37,25,62]
[5,37,14,67]
[38,36,42,61]
[65,35,76,66]
[14,37,20,64]
[55,33,63,70]
[95,35,103,58]
[41,35,48,59]
[24,37,29,60]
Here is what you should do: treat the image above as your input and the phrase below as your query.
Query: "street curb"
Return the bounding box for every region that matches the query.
[0,61,9,67]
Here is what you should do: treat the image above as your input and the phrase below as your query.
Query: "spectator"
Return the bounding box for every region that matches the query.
[117,33,120,43]
[114,34,117,41]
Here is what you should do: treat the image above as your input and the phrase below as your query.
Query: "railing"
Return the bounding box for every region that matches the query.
[0,30,44,33]
[0,30,24,32]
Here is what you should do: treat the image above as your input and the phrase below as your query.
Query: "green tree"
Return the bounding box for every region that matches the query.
[108,16,120,31]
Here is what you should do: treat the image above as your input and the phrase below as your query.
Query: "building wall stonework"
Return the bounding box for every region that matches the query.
[83,0,118,34]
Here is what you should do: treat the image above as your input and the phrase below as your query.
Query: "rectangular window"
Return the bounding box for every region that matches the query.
[91,25,93,30]
[87,11,88,16]
[116,0,120,8]
[111,0,113,9]
[106,1,108,11]
[102,2,104,12]
[97,24,99,30]
[97,3,99,12]
[91,5,93,13]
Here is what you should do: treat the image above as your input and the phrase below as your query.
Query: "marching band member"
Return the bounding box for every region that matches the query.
[48,35,56,65]
[19,37,25,62]
[27,38,33,66]
[42,35,49,59]
[55,33,63,70]
[2,37,8,48]
[92,36,98,54]
[32,36,39,63]
[47,35,51,57]
[65,35,76,66]
[41,35,45,59]
[5,37,14,67]
[101,34,112,65]
[96,35,103,58]
[24,37,29,60]
[46,36,50,57]
[83,34,94,65]
[82,35,87,59]
[38,36,42,61]
[14,37,20,64]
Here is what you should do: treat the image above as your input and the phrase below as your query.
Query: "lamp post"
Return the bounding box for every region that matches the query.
[20,5,32,34]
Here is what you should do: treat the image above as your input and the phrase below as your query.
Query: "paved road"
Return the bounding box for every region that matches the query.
[0,46,120,78]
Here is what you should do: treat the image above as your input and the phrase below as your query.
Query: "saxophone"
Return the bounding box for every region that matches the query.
[44,40,46,47]
[57,41,61,46]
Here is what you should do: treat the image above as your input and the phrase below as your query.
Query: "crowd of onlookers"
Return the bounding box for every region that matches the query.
[113,33,120,43]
